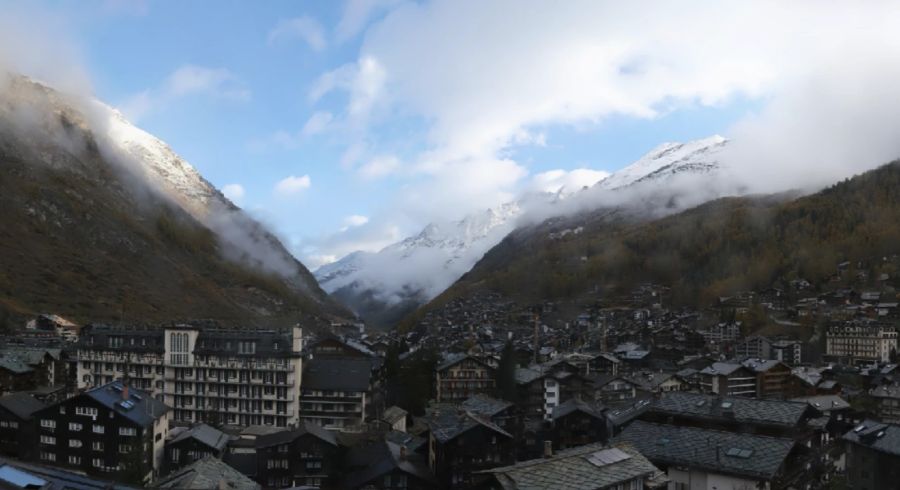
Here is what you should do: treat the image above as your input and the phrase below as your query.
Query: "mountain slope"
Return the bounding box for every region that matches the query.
[403,160,900,329]
[319,136,728,329]
[0,75,347,326]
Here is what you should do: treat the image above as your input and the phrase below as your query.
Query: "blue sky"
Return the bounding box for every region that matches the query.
[9,1,894,270]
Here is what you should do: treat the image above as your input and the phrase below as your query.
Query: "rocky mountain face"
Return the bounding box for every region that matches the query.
[318,135,728,329]
[0,75,348,326]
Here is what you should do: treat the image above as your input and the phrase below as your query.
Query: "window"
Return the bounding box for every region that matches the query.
[119,427,137,436]
[92,458,103,468]
[40,419,56,429]
[92,424,104,434]
[171,448,180,462]
[76,406,98,417]
[69,440,83,448]
[119,444,131,454]
[40,452,56,462]
[39,435,55,445]
[68,423,82,432]
[59,406,66,415]
[68,455,81,465]
[92,441,103,451]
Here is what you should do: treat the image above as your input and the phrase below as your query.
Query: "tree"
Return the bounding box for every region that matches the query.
[117,436,149,486]
[496,341,518,403]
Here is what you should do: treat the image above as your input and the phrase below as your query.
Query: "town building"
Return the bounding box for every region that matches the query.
[698,362,757,397]
[741,359,792,399]
[826,322,898,363]
[843,420,900,490]
[425,407,515,489]
[75,324,303,427]
[163,423,230,475]
[155,456,260,490]
[32,380,170,483]
[434,355,496,403]
[342,440,436,490]
[870,385,900,424]
[0,392,45,461]
[478,442,666,490]
[299,357,373,431]
[253,421,339,488]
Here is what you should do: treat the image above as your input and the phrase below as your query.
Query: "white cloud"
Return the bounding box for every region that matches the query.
[529,168,609,194]
[309,56,386,125]
[120,64,250,121]
[336,0,401,42]
[358,155,400,179]
[268,16,327,51]
[343,214,370,227]
[221,183,245,203]
[274,175,311,196]
[301,111,334,136]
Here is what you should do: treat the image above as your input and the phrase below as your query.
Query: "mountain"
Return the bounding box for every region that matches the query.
[401,159,900,330]
[318,135,728,329]
[0,74,348,326]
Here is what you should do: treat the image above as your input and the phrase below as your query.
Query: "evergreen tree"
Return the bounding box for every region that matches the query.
[496,341,518,403]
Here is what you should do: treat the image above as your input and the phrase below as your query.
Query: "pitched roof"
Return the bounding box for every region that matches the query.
[255,421,338,448]
[382,406,408,424]
[342,440,435,489]
[617,421,795,480]
[461,394,514,417]
[154,456,260,490]
[81,381,169,427]
[437,354,492,372]
[515,367,544,385]
[170,423,231,452]
[551,398,606,421]
[650,392,808,428]
[0,457,135,490]
[480,442,661,490]
[426,409,513,444]
[700,362,746,376]
[843,420,900,456]
[789,395,850,412]
[302,358,372,391]
[0,392,45,420]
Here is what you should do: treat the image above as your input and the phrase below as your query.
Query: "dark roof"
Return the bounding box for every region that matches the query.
[255,420,338,448]
[0,457,134,490]
[302,358,372,392]
[436,354,493,372]
[154,456,260,490]
[480,442,661,490]
[384,431,426,453]
[617,421,795,480]
[382,406,408,424]
[0,392,45,420]
[426,409,513,444]
[342,441,435,489]
[461,394,513,417]
[650,392,809,428]
[700,362,747,376]
[80,381,169,427]
[551,398,606,421]
[170,423,231,452]
[843,420,900,456]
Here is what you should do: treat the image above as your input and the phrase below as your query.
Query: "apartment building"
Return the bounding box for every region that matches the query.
[826,323,898,363]
[75,324,303,427]
[698,362,757,397]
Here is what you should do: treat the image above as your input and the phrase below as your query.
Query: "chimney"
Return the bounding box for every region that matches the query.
[121,379,129,401]
[716,444,721,462]
[399,445,407,461]
[543,440,553,458]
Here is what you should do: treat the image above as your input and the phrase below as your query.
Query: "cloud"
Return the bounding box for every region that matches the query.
[303,220,403,269]
[274,175,312,196]
[335,0,402,42]
[120,65,250,121]
[358,155,400,179]
[343,214,370,228]
[268,16,327,51]
[309,56,386,125]
[528,168,610,195]
[221,183,245,203]
[301,111,334,137]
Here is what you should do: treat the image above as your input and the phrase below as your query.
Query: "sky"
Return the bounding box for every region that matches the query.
[5,1,900,271]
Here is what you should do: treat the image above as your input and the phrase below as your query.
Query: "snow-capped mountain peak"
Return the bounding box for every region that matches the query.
[595,134,727,190]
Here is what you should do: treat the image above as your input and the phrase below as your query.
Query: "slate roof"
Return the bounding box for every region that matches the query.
[480,442,661,490]
[255,420,338,448]
[790,395,850,412]
[515,367,544,385]
[302,358,372,391]
[82,381,169,427]
[0,457,135,490]
[551,398,605,421]
[650,392,808,428]
[700,362,745,376]
[461,394,514,417]
[342,440,435,489]
[741,359,787,373]
[437,354,492,372]
[426,409,513,443]
[871,385,900,399]
[617,420,795,480]
[382,406,408,424]
[384,431,426,453]
[154,456,260,490]
[0,392,45,420]
[843,420,900,456]
[170,423,231,452]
